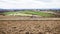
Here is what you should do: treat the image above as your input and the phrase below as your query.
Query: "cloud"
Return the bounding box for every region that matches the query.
[35,0,52,2]
[0,0,60,9]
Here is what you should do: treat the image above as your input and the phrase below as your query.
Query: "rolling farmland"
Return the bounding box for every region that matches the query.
[0,10,60,34]
[1,11,59,18]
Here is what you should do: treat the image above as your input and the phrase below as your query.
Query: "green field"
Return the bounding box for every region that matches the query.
[3,11,55,17]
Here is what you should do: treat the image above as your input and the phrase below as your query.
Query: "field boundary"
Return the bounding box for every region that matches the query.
[0,17,60,20]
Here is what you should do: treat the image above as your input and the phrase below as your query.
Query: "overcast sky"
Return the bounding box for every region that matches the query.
[0,0,60,9]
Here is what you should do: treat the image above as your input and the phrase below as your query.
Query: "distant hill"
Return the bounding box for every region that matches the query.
[0,8,60,13]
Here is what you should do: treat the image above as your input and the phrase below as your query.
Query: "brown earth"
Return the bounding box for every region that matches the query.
[0,16,60,34]
[0,20,60,34]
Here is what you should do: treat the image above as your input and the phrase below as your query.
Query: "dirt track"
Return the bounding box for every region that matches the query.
[0,20,60,34]
[0,16,60,20]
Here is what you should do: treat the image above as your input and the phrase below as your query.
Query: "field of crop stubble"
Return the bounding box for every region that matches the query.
[0,17,60,34]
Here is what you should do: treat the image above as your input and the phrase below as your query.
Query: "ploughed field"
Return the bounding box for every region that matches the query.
[0,20,60,34]
[0,11,60,34]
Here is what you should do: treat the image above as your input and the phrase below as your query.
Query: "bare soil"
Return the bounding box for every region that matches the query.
[0,20,60,34]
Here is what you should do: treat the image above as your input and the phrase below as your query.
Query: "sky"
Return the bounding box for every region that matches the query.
[0,0,60,9]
